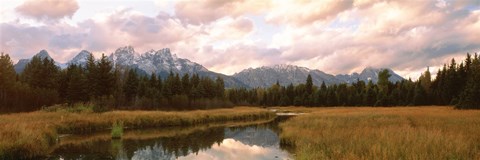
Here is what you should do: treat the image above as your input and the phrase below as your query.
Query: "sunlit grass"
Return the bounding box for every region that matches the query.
[279,106,480,160]
[0,107,274,159]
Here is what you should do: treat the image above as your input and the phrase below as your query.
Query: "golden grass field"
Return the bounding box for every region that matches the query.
[277,106,480,160]
[0,107,275,159]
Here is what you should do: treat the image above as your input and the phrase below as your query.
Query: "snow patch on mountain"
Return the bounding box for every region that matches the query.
[67,50,92,67]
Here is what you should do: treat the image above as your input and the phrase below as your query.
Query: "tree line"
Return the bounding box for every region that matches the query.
[0,53,229,112]
[0,52,479,112]
[225,53,480,109]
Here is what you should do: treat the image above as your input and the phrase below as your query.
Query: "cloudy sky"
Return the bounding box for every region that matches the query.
[1,0,479,78]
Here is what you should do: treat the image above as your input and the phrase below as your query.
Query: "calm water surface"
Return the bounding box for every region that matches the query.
[49,116,294,160]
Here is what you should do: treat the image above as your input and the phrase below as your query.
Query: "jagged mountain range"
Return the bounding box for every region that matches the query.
[13,47,404,88]
[233,64,404,88]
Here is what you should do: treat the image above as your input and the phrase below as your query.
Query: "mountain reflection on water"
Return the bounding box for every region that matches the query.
[50,116,293,160]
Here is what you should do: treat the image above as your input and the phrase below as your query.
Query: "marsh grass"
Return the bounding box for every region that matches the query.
[0,107,274,159]
[279,106,480,160]
[111,121,123,139]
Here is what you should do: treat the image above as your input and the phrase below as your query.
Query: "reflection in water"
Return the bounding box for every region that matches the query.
[50,116,293,160]
[177,138,290,160]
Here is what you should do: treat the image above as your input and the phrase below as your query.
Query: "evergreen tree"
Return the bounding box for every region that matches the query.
[0,53,15,87]
[336,84,348,105]
[286,83,295,105]
[215,77,225,99]
[375,69,391,106]
[364,81,377,106]
[326,86,338,106]
[22,56,59,89]
[413,81,427,105]
[445,58,459,104]
[465,53,472,73]
[65,65,88,104]
[419,67,432,93]
[137,76,148,98]
[94,54,115,97]
[0,53,16,109]
[172,73,182,95]
[456,56,480,109]
[111,68,124,108]
[305,74,313,95]
[191,74,200,88]
[377,69,391,92]
[157,74,163,93]
[317,82,327,106]
[163,71,174,98]
[145,73,159,99]
[124,69,139,103]
[181,74,191,95]
[419,67,432,103]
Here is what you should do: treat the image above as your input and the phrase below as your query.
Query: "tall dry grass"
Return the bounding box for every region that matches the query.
[279,106,480,160]
[0,107,274,159]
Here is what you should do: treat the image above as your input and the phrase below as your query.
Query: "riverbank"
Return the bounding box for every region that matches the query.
[278,106,480,160]
[0,107,275,159]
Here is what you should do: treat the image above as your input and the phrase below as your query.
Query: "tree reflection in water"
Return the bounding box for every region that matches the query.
[51,116,294,160]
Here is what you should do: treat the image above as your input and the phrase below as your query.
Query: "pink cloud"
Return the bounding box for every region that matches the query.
[268,0,480,77]
[2,0,480,79]
[266,0,356,26]
[200,44,282,75]
[174,0,269,25]
[15,0,79,21]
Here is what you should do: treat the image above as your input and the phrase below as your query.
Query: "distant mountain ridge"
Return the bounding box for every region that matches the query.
[335,67,404,84]
[233,64,339,87]
[13,47,404,88]
[233,65,404,88]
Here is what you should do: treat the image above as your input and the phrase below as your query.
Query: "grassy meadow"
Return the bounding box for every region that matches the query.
[278,106,480,160]
[0,107,275,159]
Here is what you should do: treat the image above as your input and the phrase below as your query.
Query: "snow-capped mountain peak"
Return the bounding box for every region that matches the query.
[13,50,63,72]
[110,46,138,66]
[116,46,136,55]
[68,50,92,66]
[36,50,52,60]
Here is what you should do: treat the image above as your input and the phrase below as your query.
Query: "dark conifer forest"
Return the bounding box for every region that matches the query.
[0,52,479,112]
